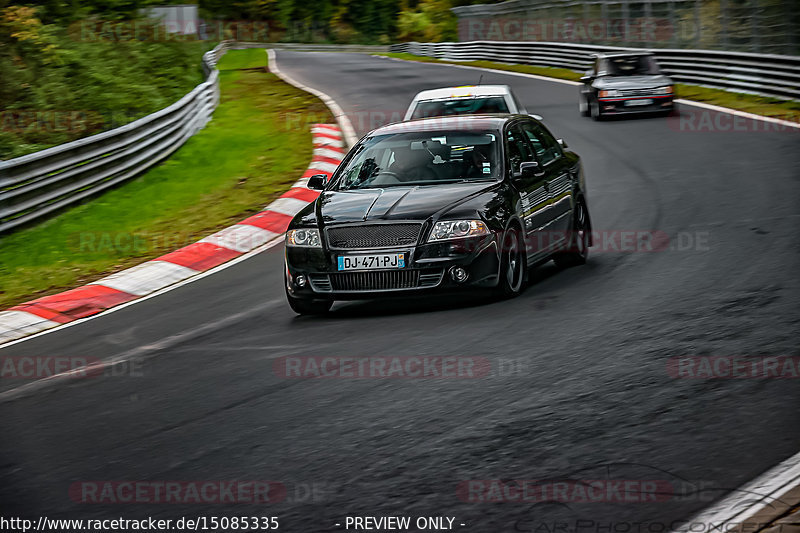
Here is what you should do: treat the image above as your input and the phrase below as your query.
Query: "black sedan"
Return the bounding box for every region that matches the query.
[284,115,592,315]
[579,51,675,120]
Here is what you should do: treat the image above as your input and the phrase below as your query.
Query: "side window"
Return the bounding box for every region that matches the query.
[505,124,534,174]
[522,122,562,166]
[520,122,545,160]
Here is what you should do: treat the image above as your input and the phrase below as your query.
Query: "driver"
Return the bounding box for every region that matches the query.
[388,146,436,181]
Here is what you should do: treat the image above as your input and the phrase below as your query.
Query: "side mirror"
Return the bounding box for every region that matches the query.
[557,138,568,148]
[515,161,544,180]
[580,70,594,83]
[307,174,327,190]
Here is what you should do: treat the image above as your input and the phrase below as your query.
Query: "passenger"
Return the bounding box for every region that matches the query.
[465,144,491,179]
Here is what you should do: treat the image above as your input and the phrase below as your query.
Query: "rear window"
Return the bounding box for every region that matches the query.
[411,97,510,119]
[606,55,660,76]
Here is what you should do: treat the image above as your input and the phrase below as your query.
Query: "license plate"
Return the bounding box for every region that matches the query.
[624,99,653,106]
[338,253,405,271]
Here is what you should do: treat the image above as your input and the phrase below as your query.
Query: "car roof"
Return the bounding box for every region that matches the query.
[595,51,654,59]
[368,114,525,136]
[411,85,514,101]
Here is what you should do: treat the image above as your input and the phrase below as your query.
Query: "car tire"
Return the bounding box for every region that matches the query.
[554,200,589,268]
[579,95,589,117]
[287,294,333,315]
[496,227,526,298]
[590,98,603,121]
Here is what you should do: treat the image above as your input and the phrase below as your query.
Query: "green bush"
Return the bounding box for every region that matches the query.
[0,5,213,160]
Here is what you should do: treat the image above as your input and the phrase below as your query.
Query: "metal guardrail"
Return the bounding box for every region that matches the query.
[390,41,800,100]
[450,0,800,56]
[233,42,390,53]
[0,42,230,234]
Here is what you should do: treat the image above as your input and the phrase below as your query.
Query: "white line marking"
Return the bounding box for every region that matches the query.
[0,300,280,404]
[381,54,800,128]
[673,98,800,130]
[671,450,800,530]
[0,236,285,349]
[267,48,359,148]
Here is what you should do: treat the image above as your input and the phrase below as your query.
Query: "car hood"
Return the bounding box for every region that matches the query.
[316,182,499,224]
[595,74,672,89]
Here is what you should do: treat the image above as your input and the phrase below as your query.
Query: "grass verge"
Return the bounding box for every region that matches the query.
[0,50,333,309]
[379,52,800,122]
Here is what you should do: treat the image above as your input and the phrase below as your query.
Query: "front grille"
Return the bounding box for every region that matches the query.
[331,270,420,291]
[311,268,445,292]
[619,87,663,97]
[326,224,422,249]
[309,274,332,292]
[419,270,445,288]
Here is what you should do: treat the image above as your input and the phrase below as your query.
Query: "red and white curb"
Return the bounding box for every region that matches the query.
[0,124,344,345]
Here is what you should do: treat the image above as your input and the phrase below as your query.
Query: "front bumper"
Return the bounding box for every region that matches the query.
[597,95,673,115]
[286,234,501,301]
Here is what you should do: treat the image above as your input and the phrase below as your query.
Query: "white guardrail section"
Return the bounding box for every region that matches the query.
[389,41,800,101]
[0,42,231,234]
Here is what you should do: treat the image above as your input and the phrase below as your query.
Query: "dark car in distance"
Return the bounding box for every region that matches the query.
[284,115,592,315]
[579,51,674,120]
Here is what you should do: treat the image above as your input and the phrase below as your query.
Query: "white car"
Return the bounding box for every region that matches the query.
[403,85,530,121]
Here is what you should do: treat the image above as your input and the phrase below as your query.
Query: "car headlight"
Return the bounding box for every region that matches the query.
[286,228,321,247]
[599,89,621,98]
[657,85,674,94]
[428,220,490,242]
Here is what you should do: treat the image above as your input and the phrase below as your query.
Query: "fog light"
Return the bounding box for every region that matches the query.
[295,274,307,288]
[450,267,468,283]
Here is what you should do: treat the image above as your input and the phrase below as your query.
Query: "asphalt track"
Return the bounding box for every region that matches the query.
[1,51,799,532]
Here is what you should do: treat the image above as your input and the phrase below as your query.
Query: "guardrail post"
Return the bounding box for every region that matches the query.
[693,0,701,48]
[750,0,760,53]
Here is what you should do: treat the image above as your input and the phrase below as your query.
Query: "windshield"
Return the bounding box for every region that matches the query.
[411,97,510,119]
[332,130,500,190]
[607,55,660,76]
